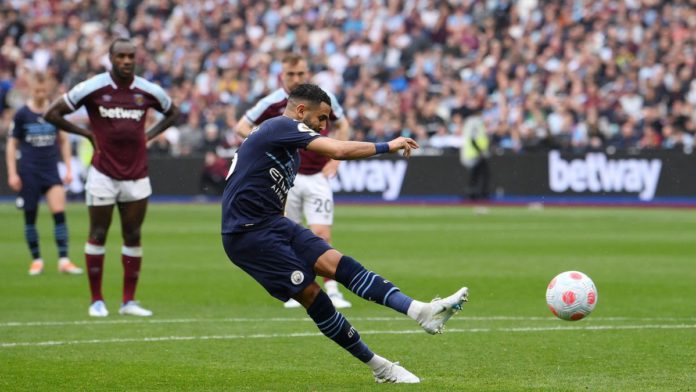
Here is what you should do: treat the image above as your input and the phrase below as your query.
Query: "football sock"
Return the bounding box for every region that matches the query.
[23,209,40,260]
[334,255,413,314]
[122,246,142,303]
[85,241,105,302]
[307,290,374,363]
[366,354,391,371]
[53,212,69,258]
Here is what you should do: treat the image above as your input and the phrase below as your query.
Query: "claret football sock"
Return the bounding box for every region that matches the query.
[334,255,413,314]
[307,290,373,362]
[121,246,142,303]
[85,241,105,302]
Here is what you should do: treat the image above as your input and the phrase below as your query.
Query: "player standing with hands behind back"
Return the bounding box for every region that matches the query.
[44,38,179,317]
[236,54,352,309]
[6,72,82,276]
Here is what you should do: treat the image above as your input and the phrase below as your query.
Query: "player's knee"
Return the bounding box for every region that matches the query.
[293,282,322,308]
[122,229,141,246]
[89,227,108,244]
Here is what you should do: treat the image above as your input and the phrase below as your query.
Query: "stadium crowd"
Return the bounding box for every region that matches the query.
[1,0,696,160]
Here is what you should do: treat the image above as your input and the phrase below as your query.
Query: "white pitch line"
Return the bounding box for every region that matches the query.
[2,324,696,349]
[2,316,696,328]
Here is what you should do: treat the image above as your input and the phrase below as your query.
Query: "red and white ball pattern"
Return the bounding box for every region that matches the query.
[546,271,598,321]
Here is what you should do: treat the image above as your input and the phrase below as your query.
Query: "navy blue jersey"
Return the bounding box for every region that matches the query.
[222,116,321,233]
[10,105,60,171]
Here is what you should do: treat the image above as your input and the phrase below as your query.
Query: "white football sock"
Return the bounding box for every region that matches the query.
[407,300,427,321]
[366,354,391,371]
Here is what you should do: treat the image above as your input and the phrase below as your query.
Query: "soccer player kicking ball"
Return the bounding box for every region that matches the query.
[44,38,179,317]
[222,84,468,383]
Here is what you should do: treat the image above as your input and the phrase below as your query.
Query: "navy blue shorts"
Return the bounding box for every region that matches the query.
[18,167,62,210]
[222,216,333,302]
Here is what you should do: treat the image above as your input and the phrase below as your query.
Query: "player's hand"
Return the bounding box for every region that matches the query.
[8,174,22,191]
[322,160,340,179]
[63,170,73,185]
[387,137,419,159]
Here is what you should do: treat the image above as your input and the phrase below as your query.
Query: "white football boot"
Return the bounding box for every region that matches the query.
[88,300,109,317]
[119,300,153,317]
[417,287,468,334]
[58,258,83,275]
[329,292,352,309]
[283,299,302,308]
[373,361,420,384]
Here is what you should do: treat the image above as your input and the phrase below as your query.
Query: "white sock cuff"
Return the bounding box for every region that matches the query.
[366,354,390,371]
[122,246,143,257]
[85,243,105,255]
[407,300,426,321]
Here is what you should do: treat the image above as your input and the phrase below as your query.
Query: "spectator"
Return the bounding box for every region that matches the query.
[0,0,694,157]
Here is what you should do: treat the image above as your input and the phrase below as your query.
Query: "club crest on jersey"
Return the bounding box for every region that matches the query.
[297,123,319,136]
[134,94,145,106]
[290,271,305,285]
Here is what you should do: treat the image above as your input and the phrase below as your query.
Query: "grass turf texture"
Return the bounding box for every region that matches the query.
[1,203,695,391]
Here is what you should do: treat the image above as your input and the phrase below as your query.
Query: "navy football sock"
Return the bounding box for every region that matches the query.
[307,290,374,363]
[53,212,69,258]
[24,209,40,259]
[334,255,413,314]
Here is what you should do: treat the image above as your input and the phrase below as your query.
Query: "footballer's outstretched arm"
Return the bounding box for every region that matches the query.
[307,136,419,160]
[44,99,95,147]
[146,104,180,141]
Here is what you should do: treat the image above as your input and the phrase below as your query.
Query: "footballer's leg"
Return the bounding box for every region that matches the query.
[310,223,351,309]
[304,173,351,309]
[86,204,114,317]
[19,180,43,275]
[282,183,304,308]
[315,249,468,335]
[294,282,419,383]
[45,185,82,274]
[23,208,44,275]
[117,198,152,317]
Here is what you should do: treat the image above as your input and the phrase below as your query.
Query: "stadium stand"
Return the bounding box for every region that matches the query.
[1,0,695,159]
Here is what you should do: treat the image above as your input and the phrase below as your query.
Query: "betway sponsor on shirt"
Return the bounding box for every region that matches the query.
[548,151,662,200]
[98,106,145,121]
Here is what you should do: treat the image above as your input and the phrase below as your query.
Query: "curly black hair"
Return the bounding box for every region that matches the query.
[288,84,331,107]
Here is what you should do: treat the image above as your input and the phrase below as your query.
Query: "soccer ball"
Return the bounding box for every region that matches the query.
[546,271,598,321]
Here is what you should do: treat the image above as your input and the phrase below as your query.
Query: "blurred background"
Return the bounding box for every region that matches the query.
[1,0,695,203]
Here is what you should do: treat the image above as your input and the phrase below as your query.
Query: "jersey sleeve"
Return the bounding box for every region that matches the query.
[64,79,94,111]
[9,110,23,139]
[272,121,322,149]
[325,90,344,121]
[145,81,172,112]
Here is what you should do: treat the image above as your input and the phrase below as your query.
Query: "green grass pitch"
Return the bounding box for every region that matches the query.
[1,202,695,391]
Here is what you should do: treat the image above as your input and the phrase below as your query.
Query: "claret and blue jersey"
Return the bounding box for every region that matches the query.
[221,116,321,233]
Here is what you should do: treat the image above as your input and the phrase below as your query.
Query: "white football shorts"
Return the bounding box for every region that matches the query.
[85,166,152,206]
[286,172,333,226]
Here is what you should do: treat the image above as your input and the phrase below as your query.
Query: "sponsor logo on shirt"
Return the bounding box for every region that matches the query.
[98,105,145,121]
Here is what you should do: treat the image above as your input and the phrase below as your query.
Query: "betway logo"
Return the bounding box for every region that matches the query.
[549,151,662,200]
[330,160,407,200]
[98,106,145,121]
